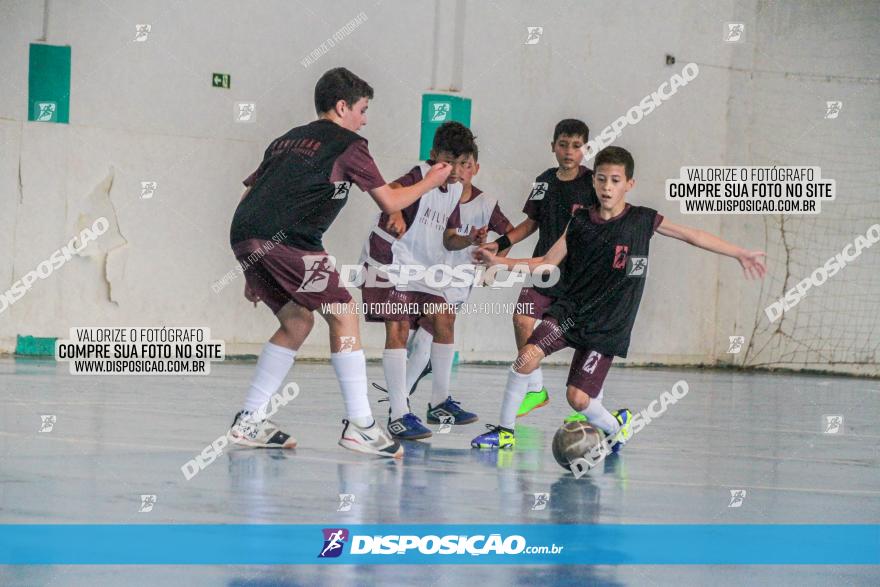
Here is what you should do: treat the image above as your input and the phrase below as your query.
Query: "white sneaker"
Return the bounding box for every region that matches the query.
[339,419,404,458]
[230,410,297,448]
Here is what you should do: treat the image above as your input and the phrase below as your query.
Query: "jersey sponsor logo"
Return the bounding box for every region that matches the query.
[318,528,349,558]
[299,255,334,292]
[332,181,352,200]
[613,245,629,269]
[582,350,602,374]
[627,256,648,277]
[528,182,548,201]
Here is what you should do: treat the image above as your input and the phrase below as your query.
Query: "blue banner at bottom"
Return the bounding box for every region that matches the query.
[1,524,877,565]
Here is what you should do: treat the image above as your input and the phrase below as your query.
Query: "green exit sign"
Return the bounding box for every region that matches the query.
[212,73,230,89]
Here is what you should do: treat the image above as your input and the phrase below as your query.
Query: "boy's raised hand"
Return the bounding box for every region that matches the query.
[469,225,488,245]
[738,250,768,280]
[425,162,452,188]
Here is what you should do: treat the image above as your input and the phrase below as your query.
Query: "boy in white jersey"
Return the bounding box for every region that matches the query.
[361,122,488,439]
[394,146,516,420]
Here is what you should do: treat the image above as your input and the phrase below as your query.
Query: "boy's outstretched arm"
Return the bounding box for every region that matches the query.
[655,218,767,279]
[475,229,568,273]
[481,217,538,255]
[368,162,452,214]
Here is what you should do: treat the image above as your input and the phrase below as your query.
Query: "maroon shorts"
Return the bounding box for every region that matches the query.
[516,286,555,320]
[232,239,352,314]
[526,317,613,398]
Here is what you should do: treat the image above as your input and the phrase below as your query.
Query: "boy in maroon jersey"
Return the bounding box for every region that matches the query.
[471,146,766,451]
[228,68,451,458]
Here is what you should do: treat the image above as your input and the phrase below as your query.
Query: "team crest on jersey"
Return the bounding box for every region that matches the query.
[332,181,352,200]
[528,182,548,201]
[612,245,629,269]
[627,256,648,277]
[298,255,335,292]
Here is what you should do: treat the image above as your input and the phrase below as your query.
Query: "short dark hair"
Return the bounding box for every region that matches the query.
[553,119,589,143]
[432,121,478,160]
[594,146,635,179]
[314,67,374,115]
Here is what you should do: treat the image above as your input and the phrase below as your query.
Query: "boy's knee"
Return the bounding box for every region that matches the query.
[512,313,532,331]
[566,386,590,412]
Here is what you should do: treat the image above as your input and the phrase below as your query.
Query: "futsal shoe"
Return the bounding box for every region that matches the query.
[427,397,478,425]
[470,424,515,449]
[563,412,587,423]
[610,408,633,453]
[339,419,404,458]
[229,410,297,449]
[387,413,433,440]
[516,387,549,418]
[409,360,432,395]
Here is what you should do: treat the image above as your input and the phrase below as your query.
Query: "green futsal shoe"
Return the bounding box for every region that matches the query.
[563,412,587,423]
[516,387,549,418]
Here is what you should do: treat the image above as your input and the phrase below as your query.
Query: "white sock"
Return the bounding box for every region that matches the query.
[582,398,619,436]
[405,327,433,393]
[429,342,455,407]
[242,342,296,413]
[500,368,531,430]
[330,349,373,427]
[527,367,543,392]
[383,348,409,419]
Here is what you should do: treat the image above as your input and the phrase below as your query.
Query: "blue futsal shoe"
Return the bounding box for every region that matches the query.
[470,424,515,449]
[426,397,478,425]
[387,413,433,440]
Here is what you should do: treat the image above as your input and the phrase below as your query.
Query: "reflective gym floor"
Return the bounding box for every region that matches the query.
[1,357,878,586]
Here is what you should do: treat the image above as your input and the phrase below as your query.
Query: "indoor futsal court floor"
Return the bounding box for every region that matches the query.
[1,357,878,586]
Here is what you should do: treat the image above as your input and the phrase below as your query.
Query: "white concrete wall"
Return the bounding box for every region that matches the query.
[1,0,877,374]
